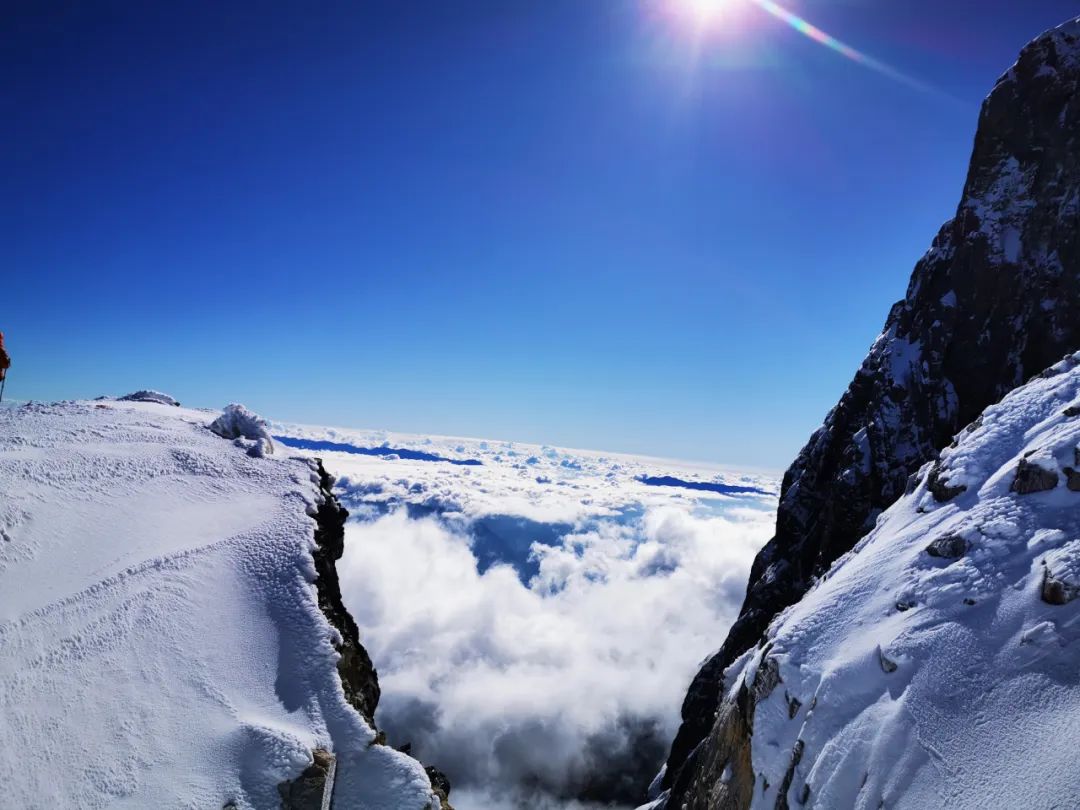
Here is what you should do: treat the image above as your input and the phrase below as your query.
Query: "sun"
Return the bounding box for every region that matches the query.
[678,0,737,26]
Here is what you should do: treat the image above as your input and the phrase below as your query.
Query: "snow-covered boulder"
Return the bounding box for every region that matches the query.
[210,403,275,456]
[658,352,1080,809]
[118,389,180,406]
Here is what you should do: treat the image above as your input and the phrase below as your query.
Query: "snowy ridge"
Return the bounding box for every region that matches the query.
[719,353,1080,808]
[0,399,439,809]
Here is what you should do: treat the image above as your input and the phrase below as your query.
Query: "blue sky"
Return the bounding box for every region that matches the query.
[3,1,1077,467]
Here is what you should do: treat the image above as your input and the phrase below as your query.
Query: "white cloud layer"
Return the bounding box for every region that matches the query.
[337,502,774,807]
[270,423,778,807]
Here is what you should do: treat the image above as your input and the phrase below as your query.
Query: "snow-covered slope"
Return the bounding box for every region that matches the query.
[668,353,1080,808]
[0,399,439,809]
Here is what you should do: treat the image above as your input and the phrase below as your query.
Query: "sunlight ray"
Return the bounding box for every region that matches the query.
[749,0,938,94]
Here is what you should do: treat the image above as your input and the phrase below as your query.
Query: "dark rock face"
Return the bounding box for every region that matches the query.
[1042,567,1080,605]
[926,461,967,502]
[661,17,1080,803]
[308,458,454,809]
[310,458,381,726]
[1064,466,1080,490]
[425,766,453,810]
[773,739,804,810]
[278,749,335,810]
[668,657,781,809]
[1011,459,1059,493]
[925,534,969,559]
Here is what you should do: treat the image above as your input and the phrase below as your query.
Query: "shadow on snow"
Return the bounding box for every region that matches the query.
[274,435,483,466]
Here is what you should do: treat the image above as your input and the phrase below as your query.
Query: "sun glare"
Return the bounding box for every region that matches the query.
[679,0,736,25]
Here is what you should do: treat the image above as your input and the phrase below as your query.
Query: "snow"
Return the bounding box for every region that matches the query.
[0,400,438,809]
[708,352,1080,809]
[210,402,276,455]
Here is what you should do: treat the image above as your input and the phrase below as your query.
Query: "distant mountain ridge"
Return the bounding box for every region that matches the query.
[657,15,1080,806]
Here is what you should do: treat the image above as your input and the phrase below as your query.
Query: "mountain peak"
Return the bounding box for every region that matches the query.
[656,14,1080,804]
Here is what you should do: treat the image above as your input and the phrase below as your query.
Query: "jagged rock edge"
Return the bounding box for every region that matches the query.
[306,456,453,809]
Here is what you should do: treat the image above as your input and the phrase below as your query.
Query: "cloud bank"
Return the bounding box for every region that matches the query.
[337,503,774,808]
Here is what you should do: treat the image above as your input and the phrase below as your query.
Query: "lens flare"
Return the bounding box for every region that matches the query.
[750,0,934,93]
[666,0,939,96]
[669,0,742,29]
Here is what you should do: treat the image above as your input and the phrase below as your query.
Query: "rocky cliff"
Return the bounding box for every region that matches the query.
[671,351,1080,808]
[660,16,1080,804]
[307,458,454,810]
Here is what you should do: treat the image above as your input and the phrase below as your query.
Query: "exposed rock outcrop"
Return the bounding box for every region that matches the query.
[1041,540,1080,605]
[425,766,453,810]
[308,458,453,809]
[671,657,781,809]
[660,16,1080,804]
[309,458,382,727]
[278,748,336,810]
[925,533,968,559]
[1011,458,1059,493]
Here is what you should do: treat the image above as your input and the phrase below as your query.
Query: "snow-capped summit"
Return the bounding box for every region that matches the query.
[661,16,1080,797]
[671,353,1080,808]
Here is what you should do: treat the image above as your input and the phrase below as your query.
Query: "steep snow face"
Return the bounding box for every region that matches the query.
[663,16,1080,794]
[711,353,1080,809]
[0,400,438,809]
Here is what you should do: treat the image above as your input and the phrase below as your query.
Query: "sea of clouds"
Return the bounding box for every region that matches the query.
[337,500,774,808]
[269,422,777,807]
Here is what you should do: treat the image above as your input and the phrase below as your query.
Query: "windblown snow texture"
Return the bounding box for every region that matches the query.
[662,17,1080,799]
[671,353,1080,808]
[0,399,439,809]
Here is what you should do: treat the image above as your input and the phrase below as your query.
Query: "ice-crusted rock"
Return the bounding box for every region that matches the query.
[210,404,275,455]
[118,389,180,406]
[659,16,1080,803]
[660,350,1080,808]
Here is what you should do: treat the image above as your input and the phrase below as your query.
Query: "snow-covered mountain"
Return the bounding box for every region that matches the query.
[0,399,443,809]
[664,351,1080,808]
[659,17,1080,804]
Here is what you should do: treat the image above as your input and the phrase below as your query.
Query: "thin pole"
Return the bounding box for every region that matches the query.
[0,376,6,404]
